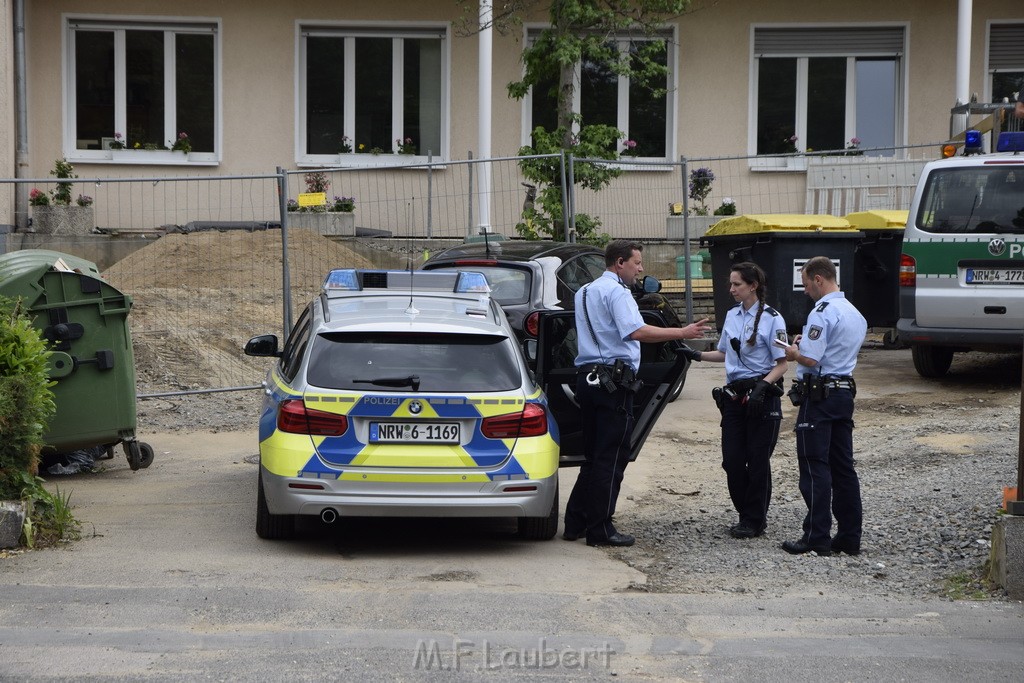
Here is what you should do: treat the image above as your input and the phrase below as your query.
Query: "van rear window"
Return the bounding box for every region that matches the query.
[917,167,1024,234]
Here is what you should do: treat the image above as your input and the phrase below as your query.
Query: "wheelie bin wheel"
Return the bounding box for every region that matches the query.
[138,442,155,469]
[124,440,141,471]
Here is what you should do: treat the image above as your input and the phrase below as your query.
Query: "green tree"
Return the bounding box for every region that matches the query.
[461,0,691,241]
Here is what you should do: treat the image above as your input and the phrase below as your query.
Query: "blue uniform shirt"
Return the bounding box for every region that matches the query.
[574,271,645,372]
[716,302,788,384]
[796,291,867,379]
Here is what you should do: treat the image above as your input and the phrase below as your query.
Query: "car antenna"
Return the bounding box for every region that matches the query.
[481,226,492,258]
[405,211,418,315]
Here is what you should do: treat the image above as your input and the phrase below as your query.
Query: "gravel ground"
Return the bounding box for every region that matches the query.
[134,345,1021,602]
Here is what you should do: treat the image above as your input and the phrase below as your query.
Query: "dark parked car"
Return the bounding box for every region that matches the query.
[421,240,683,338]
[421,240,688,400]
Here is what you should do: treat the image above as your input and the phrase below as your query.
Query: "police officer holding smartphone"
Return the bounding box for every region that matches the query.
[564,240,711,547]
[691,262,788,539]
[780,256,867,556]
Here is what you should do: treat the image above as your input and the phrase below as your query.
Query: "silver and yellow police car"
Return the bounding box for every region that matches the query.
[244,269,560,541]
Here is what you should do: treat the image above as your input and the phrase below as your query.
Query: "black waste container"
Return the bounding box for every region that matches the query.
[0,249,153,470]
[846,210,908,334]
[700,215,864,334]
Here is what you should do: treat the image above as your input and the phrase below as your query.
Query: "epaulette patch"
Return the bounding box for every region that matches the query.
[765,306,779,317]
[815,301,830,313]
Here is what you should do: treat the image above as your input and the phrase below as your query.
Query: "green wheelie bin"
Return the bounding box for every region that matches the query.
[0,249,153,470]
[700,214,864,334]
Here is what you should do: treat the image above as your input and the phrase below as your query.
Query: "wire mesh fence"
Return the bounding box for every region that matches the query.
[1,142,948,395]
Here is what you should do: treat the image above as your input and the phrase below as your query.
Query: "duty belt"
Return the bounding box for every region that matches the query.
[821,374,856,391]
[577,363,636,383]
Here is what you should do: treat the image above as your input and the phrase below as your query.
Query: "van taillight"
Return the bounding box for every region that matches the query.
[481,403,548,438]
[524,311,540,337]
[899,254,916,287]
[277,399,348,436]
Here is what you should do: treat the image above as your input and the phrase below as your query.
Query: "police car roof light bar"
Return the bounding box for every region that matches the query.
[996,131,1024,154]
[321,269,491,298]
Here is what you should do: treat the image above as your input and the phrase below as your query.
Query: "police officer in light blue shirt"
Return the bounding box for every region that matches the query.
[781,256,868,557]
[692,262,788,539]
[564,240,711,548]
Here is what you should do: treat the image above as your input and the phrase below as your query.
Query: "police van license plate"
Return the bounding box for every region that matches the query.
[370,422,460,444]
[964,267,1024,284]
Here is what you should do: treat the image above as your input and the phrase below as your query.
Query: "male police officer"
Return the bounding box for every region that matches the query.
[780,256,867,556]
[564,240,710,547]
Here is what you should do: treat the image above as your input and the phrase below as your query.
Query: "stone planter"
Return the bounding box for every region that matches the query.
[0,501,26,549]
[31,205,95,236]
[286,211,356,237]
[667,215,719,240]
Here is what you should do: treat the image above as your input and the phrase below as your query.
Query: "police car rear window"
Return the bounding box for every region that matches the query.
[917,167,1024,234]
[306,332,522,392]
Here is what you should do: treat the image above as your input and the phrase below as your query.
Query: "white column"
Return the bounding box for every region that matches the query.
[955,0,972,107]
[477,0,492,233]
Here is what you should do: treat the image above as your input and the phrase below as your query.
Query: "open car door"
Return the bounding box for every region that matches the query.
[536,310,691,466]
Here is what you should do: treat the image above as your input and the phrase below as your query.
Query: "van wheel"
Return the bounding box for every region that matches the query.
[256,470,296,540]
[911,344,954,378]
[517,482,558,540]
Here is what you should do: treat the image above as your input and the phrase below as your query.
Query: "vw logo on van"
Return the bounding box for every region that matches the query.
[408,400,422,414]
[989,238,1006,256]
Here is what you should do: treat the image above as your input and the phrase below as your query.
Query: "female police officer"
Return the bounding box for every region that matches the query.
[690,262,788,539]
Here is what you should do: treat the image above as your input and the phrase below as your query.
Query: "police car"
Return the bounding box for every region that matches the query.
[897,130,1024,377]
[244,269,689,540]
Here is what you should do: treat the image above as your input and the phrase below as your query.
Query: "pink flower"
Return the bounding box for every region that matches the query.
[405,137,413,144]
[850,137,861,145]
[29,189,43,199]
[625,139,637,149]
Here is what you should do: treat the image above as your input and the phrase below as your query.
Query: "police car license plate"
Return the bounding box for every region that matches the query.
[964,267,1024,284]
[370,422,460,444]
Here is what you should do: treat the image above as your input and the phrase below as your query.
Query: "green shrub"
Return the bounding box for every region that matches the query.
[0,297,55,500]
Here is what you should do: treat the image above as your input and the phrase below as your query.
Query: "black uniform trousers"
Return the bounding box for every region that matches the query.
[720,394,782,530]
[794,388,862,548]
[564,374,635,542]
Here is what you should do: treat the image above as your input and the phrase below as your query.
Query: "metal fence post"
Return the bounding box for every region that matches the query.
[467,150,474,238]
[276,166,293,339]
[679,156,694,324]
[566,153,576,242]
[427,150,433,238]
[558,150,569,242]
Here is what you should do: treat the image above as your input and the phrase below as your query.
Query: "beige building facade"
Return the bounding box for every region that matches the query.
[1,0,1022,232]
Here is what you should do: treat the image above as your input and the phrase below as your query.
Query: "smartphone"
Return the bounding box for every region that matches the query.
[772,337,790,349]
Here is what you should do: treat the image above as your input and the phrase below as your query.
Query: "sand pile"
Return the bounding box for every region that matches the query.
[103,228,376,392]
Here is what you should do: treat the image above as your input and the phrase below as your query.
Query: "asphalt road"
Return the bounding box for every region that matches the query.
[1,348,1022,681]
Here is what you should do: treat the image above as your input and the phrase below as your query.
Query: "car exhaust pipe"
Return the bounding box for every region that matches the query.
[320,508,338,524]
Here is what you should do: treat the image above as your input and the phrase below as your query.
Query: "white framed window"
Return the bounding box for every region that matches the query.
[65,17,220,165]
[521,27,676,161]
[988,22,1024,106]
[750,25,906,169]
[298,24,449,166]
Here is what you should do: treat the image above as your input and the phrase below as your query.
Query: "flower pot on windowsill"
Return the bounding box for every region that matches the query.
[31,204,95,235]
[287,211,356,236]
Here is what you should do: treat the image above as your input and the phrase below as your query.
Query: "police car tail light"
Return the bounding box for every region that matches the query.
[277,399,348,436]
[481,403,548,438]
[899,254,916,288]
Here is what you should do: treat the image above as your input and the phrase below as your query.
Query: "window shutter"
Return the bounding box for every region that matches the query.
[755,26,904,57]
[989,24,1024,71]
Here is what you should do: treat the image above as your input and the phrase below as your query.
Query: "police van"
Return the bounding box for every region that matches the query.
[897,130,1024,377]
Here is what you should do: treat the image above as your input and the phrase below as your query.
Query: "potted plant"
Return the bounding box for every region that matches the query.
[286,173,356,236]
[29,159,94,235]
[109,131,190,163]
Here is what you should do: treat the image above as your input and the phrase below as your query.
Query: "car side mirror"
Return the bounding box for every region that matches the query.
[641,275,662,293]
[245,334,281,357]
[522,338,537,364]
